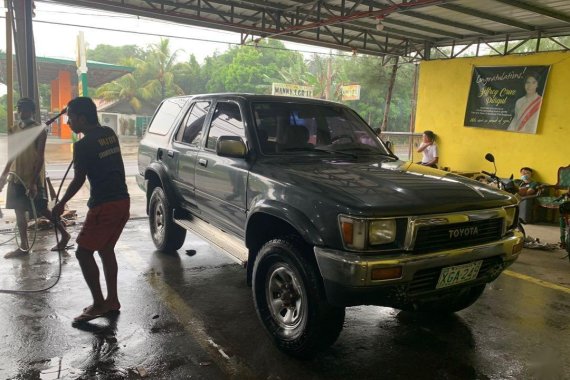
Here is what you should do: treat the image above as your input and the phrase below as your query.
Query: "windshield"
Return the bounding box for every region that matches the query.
[252,101,392,156]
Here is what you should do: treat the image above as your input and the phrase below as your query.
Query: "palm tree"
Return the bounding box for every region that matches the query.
[95,57,152,111]
[139,38,184,101]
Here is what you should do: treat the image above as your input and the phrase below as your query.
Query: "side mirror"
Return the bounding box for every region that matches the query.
[216,136,247,158]
[484,153,495,163]
[385,140,393,151]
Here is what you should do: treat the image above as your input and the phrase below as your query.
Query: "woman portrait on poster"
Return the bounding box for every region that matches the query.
[507,72,543,134]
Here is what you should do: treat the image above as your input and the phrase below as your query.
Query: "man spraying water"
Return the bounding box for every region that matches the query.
[52,97,130,324]
[0,98,70,258]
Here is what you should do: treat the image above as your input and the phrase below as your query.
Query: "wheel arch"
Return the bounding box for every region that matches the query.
[144,163,179,214]
[245,202,324,285]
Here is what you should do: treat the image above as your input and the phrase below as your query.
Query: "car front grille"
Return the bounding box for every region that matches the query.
[407,256,504,295]
[413,218,503,253]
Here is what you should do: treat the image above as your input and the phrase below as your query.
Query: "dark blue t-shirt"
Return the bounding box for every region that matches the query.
[73,126,129,208]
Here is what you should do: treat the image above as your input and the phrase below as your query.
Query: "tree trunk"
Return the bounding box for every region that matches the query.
[381,57,399,132]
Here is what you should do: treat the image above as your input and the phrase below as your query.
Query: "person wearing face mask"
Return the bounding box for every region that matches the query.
[518,167,539,196]
[0,98,70,258]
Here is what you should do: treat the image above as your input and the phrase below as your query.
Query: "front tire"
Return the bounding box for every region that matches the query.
[148,187,186,252]
[252,238,345,358]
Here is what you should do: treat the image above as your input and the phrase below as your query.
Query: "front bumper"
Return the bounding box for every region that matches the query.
[314,230,524,307]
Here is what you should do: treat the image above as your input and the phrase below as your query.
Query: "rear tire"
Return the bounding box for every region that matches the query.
[148,187,186,252]
[252,238,345,358]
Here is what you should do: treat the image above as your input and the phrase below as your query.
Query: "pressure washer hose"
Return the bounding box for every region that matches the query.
[0,160,74,294]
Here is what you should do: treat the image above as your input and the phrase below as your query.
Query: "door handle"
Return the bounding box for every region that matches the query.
[167,150,174,158]
[198,158,208,167]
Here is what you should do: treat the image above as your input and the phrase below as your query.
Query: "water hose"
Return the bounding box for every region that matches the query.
[0,108,70,294]
[0,160,73,294]
[0,172,38,251]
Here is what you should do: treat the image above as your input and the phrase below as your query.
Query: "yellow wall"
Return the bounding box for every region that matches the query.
[415,51,570,185]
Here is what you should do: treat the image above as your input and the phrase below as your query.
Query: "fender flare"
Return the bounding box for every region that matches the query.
[144,162,181,214]
[246,199,325,247]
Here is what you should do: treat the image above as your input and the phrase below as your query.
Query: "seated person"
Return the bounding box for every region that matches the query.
[416,130,438,168]
[518,167,540,196]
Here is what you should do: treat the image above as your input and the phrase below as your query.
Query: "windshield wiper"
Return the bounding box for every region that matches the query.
[281,146,358,158]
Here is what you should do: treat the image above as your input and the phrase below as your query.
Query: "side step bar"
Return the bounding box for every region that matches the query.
[174,217,248,265]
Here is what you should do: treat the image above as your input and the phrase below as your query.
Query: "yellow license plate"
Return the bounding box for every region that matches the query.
[436,260,483,289]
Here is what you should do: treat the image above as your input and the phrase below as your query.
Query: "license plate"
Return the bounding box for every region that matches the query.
[436,260,483,289]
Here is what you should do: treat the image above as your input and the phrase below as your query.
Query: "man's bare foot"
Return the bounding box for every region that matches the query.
[83,301,120,313]
[73,304,109,324]
[105,300,121,312]
[4,248,29,258]
[51,232,71,251]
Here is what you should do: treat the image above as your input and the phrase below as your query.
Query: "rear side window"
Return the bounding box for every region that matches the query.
[147,98,188,136]
[205,102,245,150]
[175,101,211,145]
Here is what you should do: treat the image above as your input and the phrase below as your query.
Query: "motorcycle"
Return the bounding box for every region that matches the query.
[480,153,526,237]
[481,153,518,194]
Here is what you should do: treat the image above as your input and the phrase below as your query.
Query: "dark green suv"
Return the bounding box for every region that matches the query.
[137,94,523,358]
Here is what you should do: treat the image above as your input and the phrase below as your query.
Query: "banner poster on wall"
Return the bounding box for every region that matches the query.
[464,65,550,134]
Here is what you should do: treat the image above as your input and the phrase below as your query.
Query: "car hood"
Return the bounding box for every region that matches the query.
[254,157,517,215]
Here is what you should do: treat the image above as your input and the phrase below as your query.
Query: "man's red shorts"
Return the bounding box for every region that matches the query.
[76,198,130,251]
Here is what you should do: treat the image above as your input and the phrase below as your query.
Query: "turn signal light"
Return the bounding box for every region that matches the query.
[371,267,402,281]
[512,241,524,254]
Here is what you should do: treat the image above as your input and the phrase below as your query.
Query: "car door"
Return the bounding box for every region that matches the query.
[171,100,212,208]
[194,100,249,237]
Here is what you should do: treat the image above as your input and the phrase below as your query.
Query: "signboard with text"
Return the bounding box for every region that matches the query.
[464,65,550,134]
[341,84,361,101]
[271,83,314,98]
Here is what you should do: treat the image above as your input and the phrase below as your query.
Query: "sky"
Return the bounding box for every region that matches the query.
[1,2,332,64]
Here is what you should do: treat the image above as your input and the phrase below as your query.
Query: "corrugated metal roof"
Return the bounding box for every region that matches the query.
[43,0,570,60]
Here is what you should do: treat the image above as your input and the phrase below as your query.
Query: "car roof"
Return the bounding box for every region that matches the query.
[188,93,346,107]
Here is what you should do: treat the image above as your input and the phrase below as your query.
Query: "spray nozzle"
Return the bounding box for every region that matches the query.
[45,107,68,126]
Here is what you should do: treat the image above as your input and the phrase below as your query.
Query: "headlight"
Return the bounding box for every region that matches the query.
[339,216,397,250]
[369,219,397,245]
[504,205,518,230]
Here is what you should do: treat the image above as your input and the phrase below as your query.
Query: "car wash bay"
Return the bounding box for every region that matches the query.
[1,214,569,379]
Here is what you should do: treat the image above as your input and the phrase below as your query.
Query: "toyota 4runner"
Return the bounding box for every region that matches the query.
[137,94,524,358]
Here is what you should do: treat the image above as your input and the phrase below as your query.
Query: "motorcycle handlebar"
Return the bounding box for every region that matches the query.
[481,170,494,177]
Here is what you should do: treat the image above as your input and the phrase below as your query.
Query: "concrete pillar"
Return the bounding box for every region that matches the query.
[57,70,72,139]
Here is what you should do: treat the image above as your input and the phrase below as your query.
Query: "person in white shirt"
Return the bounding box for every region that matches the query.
[417,130,439,168]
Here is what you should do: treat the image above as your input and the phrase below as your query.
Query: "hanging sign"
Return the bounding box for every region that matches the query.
[464,65,550,134]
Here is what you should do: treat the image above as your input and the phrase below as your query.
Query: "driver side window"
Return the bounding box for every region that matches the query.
[205,101,245,150]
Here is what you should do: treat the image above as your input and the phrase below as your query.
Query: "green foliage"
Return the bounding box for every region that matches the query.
[87,38,416,132]
[87,44,146,64]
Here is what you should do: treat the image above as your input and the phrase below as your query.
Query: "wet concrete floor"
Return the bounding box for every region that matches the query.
[1,216,569,380]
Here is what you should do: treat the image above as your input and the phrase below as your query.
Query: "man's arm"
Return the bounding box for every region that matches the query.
[417,141,431,153]
[52,167,87,219]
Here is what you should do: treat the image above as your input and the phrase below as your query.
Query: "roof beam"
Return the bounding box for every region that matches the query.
[383,18,464,39]
[438,3,535,31]
[492,0,570,24]
[400,10,496,35]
